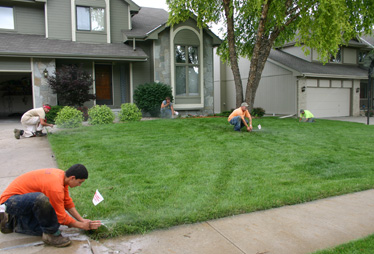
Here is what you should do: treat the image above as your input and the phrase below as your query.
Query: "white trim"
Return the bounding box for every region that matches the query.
[31,58,35,108]
[171,26,204,108]
[174,104,204,110]
[71,0,76,41]
[93,62,96,106]
[0,69,32,72]
[128,5,131,29]
[44,3,48,38]
[105,0,111,43]
[170,26,174,98]
[199,27,204,106]
[153,40,156,82]
[130,63,133,103]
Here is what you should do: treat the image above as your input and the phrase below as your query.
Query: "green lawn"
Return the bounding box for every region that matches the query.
[48,117,374,238]
[312,234,374,254]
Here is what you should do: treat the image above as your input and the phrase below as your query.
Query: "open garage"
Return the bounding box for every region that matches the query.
[0,72,32,118]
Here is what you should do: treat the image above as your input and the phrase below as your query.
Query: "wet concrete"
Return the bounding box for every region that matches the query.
[99,190,374,254]
[0,118,109,253]
[1,117,374,253]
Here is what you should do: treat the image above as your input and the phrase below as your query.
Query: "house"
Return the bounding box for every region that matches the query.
[215,36,374,117]
[0,0,221,117]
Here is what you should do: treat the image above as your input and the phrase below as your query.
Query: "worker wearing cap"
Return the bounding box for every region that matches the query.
[228,102,253,132]
[299,109,315,122]
[14,104,54,139]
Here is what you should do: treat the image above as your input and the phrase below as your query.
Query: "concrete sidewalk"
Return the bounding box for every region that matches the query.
[0,118,373,254]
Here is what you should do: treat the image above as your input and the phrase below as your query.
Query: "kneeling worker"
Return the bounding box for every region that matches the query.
[299,109,315,122]
[0,164,101,247]
[228,102,253,132]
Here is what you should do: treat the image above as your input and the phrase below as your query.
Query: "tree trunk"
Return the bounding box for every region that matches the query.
[223,0,243,108]
[245,0,274,111]
[245,41,273,110]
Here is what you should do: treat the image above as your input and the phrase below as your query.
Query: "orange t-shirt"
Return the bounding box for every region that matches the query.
[0,168,76,225]
[228,107,251,122]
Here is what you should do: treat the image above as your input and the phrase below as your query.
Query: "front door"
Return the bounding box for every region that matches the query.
[95,64,112,105]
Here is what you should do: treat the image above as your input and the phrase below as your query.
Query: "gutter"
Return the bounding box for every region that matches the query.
[0,53,148,62]
[300,73,368,80]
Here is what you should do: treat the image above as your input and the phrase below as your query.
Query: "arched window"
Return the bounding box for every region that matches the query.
[173,28,203,106]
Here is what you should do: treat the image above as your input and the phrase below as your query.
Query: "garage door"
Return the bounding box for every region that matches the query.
[306,88,350,117]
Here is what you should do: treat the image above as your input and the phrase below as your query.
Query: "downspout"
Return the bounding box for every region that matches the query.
[44,2,48,38]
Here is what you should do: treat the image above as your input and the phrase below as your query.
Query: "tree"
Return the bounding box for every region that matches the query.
[47,64,95,107]
[167,0,374,109]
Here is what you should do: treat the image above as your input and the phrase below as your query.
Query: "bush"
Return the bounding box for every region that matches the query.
[88,105,115,125]
[77,106,89,121]
[133,82,173,116]
[214,110,233,117]
[47,64,95,107]
[46,105,64,124]
[365,110,374,117]
[55,106,84,128]
[118,103,142,122]
[251,107,265,117]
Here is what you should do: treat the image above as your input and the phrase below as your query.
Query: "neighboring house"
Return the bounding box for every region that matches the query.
[0,0,220,117]
[215,36,374,117]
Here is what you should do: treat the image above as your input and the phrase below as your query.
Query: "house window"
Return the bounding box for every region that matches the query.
[76,6,104,31]
[175,45,199,96]
[358,50,369,63]
[330,48,342,63]
[0,6,14,30]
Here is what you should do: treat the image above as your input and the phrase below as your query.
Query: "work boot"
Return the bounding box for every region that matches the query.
[42,232,71,247]
[14,129,24,139]
[0,212,13,234]
[35,131,46,137]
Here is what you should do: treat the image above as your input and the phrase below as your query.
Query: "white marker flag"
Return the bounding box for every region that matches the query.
[93,189,104,206]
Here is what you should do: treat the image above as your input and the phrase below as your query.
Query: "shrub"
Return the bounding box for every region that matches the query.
[251,107,265,117]
[77,106,89,121]
[118,103,142,122]
[46,105,64,124]
[133,82,173,116]
[55,106,84,128]
[88,105,115,125]
[47,64,95,107]
[364,110,374,117]
[214,110,233,117]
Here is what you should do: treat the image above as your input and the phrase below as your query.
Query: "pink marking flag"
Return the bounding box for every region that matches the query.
[92,189,104,206]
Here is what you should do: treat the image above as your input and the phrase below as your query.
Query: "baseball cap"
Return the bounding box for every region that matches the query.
[300,109,304,113]
[241,102,249,107]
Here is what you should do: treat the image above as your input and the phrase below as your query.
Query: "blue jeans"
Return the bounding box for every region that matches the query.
[160,108,172,118]
[229,116,249,131]
[4,192,60,236]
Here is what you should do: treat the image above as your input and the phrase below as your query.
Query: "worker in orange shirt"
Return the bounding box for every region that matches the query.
[228,102,253,132]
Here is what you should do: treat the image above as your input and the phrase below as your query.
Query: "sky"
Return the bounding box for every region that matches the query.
[133,0,223,37]
[134,0,169,11]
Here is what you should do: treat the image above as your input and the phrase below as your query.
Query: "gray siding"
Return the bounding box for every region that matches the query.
[132,41,153,89]
[48,0,71,40]
[15,5,45,35]
[76,0,106,7]
[0,57,31,71]
[174,19,199,34]
[76,32,107,43]
[175,29,199,45]
[110,0,129,43]
[254,62,296,114]
[112,63,122,108]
